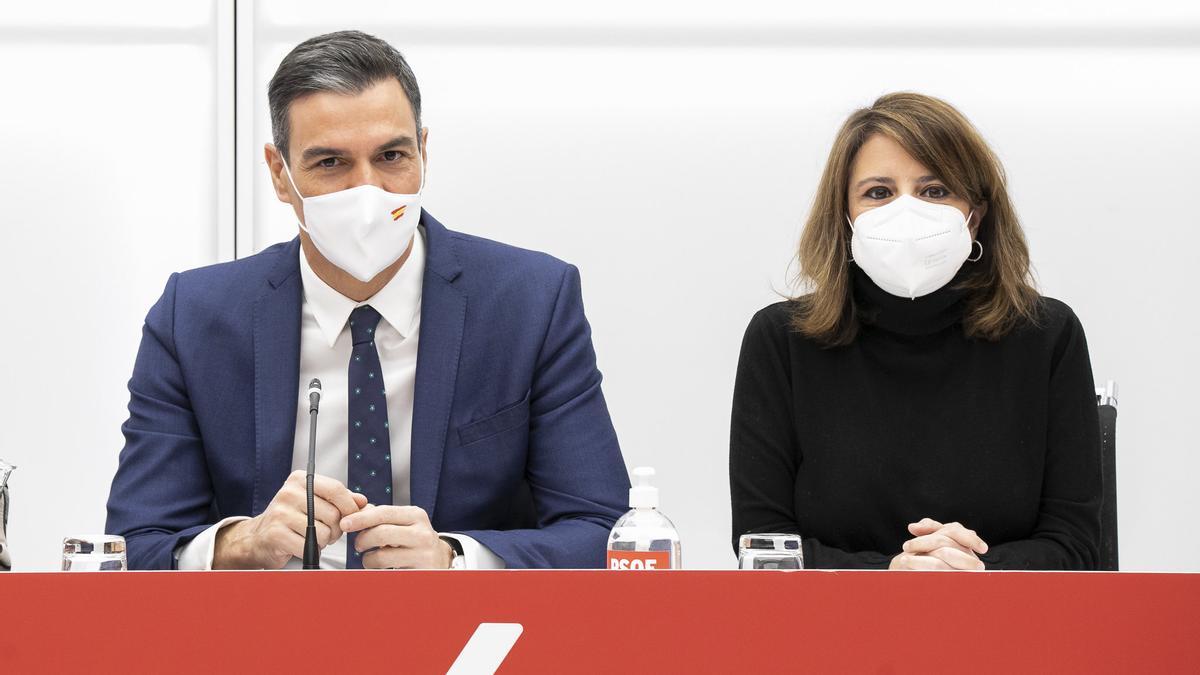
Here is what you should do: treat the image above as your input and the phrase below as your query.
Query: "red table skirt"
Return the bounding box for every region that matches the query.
[1,570,1196,673]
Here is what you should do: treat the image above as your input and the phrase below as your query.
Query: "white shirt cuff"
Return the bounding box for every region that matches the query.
[439,533,506,569]
[173,516,251,570]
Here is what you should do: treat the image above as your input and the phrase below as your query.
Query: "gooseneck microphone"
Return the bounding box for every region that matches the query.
[303,378,322,570]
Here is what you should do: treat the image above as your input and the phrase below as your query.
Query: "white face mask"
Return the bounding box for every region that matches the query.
[282,159,424,283]
[848,194,974,299]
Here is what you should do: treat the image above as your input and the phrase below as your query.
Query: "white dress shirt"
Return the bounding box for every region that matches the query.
[176,228,503,570]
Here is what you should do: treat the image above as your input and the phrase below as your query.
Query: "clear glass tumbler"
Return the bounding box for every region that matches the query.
[62,534,127,571]
[738,533,804,570]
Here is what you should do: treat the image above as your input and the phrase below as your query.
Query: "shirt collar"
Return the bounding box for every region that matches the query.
[298,228,426,348]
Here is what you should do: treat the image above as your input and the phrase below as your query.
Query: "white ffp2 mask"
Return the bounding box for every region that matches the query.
[283,161,423,283]
[849,195,974,299]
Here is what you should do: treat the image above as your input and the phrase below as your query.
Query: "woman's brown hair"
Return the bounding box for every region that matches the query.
[792,92,1039,346]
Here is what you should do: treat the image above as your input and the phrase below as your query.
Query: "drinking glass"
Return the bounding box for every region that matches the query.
[738,533,804,570]
[62,534,127,571]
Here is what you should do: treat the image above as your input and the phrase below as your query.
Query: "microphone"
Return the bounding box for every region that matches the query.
[303,378,322,570]
[308,379,322,414]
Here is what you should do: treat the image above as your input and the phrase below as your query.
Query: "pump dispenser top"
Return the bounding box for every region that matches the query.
[629,466,659,509]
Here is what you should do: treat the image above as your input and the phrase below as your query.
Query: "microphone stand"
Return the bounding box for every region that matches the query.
[303,379,321,569]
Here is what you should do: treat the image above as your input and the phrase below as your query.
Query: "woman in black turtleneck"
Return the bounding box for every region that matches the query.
[730,93,1101,570]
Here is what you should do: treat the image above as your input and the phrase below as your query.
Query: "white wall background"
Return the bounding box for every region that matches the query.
[3,0,1197,571]
[0,1,225,570]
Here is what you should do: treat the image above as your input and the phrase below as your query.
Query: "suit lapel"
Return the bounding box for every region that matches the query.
[410,213,465,519]
[252,238,303,516]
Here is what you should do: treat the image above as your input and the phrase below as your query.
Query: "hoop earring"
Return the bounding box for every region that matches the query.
[967,240,983,263]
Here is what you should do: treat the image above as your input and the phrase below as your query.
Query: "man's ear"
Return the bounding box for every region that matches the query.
[264,143,293,204]
[419,127,430,165]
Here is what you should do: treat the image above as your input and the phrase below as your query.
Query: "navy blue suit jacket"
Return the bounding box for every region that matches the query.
[106,212,630,569]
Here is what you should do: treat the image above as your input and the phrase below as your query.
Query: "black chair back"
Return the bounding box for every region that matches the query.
[1096,382,1118,571]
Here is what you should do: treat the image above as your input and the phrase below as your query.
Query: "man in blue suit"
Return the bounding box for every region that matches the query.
[106,30,630,570]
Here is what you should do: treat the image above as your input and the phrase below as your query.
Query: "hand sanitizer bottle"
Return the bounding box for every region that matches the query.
[606,467,681,570]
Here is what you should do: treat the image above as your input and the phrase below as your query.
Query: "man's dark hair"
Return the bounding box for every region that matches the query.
[268,30,422,164]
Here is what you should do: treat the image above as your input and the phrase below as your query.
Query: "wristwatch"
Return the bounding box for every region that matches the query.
[440,535,466,569]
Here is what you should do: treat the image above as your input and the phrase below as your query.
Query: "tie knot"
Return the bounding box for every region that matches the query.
[349,305,383,346]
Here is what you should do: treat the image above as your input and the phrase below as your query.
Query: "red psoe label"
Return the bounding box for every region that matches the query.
[607,550,670,570]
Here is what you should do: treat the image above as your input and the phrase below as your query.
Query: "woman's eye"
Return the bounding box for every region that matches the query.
[923,185,950,199]
[866,186,891,200]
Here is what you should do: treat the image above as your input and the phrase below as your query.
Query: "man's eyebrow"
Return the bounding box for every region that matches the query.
[300,146,346,162]
[854,176,895,189]
[375,136,416,152]
[299,136,416,163]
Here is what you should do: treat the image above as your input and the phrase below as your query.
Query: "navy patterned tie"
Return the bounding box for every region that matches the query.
[346,305,393,569]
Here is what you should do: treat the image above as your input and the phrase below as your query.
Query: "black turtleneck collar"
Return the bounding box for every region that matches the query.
[851,262,973,337]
